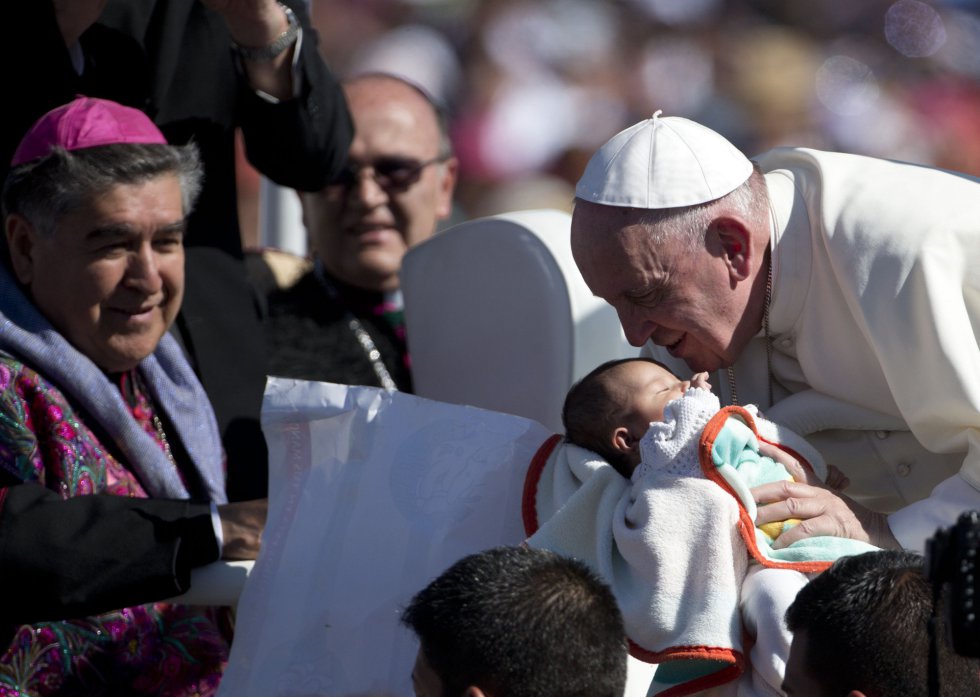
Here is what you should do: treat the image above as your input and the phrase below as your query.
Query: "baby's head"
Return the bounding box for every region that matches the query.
[562,358,710,477]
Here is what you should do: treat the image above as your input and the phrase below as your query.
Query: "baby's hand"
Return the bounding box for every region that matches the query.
[690,372,711,391]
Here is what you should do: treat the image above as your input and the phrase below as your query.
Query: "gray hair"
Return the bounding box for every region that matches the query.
[629,163,767,253]
[2,142,203,236]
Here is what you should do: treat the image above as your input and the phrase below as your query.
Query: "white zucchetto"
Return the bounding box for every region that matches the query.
[575,110,753,209]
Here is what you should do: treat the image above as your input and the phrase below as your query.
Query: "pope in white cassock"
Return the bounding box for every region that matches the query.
[570,110,980,554]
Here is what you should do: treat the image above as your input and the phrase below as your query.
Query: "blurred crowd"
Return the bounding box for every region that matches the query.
[237,0,980,245]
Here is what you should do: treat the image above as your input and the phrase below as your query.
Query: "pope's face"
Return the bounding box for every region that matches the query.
[571,202,752,373]
[8,175,185,373]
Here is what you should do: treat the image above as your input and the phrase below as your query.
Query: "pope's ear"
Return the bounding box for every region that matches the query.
[711,217,753,281]
[5,214,38,285]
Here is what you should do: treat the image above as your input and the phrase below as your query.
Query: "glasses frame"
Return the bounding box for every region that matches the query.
[329,155,450,192]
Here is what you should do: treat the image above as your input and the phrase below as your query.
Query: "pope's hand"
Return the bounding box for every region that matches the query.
[752,479,899,550]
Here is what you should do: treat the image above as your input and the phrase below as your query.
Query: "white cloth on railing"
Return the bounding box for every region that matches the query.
[217,378,548,697]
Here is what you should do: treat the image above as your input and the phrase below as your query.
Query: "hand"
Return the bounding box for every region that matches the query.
[198,0,290,49]
[757,441,823,487]
[690,372,711,390]
[752,479,899,550]
[758,441,851,492]
[198,0,296,99]
[217,499,268,560]
[53,0,107,47]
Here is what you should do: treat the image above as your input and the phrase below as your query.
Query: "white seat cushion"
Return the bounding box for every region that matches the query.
[401,208,636,432]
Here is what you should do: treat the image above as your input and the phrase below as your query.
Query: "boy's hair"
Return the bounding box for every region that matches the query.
[401,545,627,697]
[562,357,673,476]
[785,549,980,697]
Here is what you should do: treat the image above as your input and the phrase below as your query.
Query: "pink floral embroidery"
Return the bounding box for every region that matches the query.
[0,357,230,695]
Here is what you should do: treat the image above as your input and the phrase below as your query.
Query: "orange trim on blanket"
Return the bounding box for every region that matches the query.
[629,639,746,697]
[699,407,833,573]
[629,638,743,665]
[522,433,562,537]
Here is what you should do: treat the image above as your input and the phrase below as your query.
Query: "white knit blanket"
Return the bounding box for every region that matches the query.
[524,390,857,696]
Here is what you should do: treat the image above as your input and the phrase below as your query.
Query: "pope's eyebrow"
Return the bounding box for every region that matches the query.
[624,279,669,303]
[625,284,661,298]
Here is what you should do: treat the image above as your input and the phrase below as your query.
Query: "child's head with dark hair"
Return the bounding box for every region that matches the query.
[784,549,980,697]
[402,545,628,697]
[562,357,709,477]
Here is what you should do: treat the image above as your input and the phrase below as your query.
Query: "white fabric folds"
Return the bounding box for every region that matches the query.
[218,378,549,697]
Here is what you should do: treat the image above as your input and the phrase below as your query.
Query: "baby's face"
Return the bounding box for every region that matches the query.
[614,361,708,432]
[600,360,710,472]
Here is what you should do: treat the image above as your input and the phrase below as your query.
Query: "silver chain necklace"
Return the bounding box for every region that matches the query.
[151,414,177,467]
[727,257,774,406]
[314,261,398,392]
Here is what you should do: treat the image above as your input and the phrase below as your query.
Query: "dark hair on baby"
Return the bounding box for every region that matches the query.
[562,357,671,477]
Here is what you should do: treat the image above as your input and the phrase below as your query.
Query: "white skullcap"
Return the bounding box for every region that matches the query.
[574,110,753,209]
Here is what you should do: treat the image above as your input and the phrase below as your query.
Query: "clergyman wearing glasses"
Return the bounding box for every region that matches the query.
[262,72,458,393]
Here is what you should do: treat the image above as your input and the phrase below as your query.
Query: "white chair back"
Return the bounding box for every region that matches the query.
[401,208,637,433]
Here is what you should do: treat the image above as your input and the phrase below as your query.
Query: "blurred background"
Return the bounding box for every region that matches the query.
[238,0,980,248]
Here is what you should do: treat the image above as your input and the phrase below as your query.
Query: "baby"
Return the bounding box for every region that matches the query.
[562,357,817,539]
[550,357,868,695]
[562,357,710,478]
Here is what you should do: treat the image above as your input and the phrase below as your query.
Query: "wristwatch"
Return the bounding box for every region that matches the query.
[231,2,299,63]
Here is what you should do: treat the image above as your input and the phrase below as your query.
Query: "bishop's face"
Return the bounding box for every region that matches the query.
[8,175,185,373]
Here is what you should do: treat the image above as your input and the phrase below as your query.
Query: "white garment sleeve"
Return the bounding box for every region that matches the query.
[888,474,980,552]
[740,566,809,697]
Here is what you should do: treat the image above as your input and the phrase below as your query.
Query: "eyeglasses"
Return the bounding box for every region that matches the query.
[329,155,449,191]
